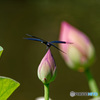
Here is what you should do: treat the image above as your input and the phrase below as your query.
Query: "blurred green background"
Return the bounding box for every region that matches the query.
[0,0,100,100]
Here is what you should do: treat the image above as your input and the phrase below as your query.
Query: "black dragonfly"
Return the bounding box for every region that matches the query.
[24,34,72,54]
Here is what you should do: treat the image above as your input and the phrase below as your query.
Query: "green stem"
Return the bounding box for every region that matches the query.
[85,68,100,98]
[44,84,49,100]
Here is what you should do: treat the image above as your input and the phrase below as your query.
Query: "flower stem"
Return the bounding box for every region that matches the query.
[85,68,100,98]
[44,84,49,100]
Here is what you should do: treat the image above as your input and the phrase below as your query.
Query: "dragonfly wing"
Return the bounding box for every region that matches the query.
[50,41,73,44]
[50,43,66,54]
[50,41,66,44]
[26,34,40,39]
[24,38,43,42]
[64,42,73,44]
[26,34,47,43]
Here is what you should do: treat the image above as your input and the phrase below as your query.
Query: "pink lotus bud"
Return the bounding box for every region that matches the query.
[37,49,56,84]
[59,21,95,72]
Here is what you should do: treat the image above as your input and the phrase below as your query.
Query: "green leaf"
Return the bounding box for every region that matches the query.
[0,76,20,100]
[0,46,3,57]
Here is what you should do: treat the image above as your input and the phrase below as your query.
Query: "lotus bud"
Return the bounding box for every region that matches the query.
[59,21,95,72]
[37,49,56,84]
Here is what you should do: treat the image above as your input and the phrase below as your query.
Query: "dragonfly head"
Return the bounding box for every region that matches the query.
[47,42,51,47]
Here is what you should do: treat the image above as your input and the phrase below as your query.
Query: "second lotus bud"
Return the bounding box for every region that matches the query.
[59,21,95,72]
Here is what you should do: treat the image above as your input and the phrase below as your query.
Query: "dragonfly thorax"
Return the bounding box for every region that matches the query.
[43,42,51,47]
[47,42,51,47]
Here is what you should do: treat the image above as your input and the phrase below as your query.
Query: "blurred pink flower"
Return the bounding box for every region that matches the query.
[59,21,95,72]
[37,49,56,84]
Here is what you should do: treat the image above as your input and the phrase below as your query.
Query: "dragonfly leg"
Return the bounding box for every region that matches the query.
[46,46,49,51]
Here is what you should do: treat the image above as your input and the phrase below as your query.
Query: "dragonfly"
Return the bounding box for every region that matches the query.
[24,34,72,54]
